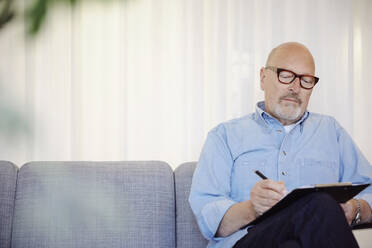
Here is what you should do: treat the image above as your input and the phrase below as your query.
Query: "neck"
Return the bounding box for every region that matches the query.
[266,109,302,126]
[278,118,299,126]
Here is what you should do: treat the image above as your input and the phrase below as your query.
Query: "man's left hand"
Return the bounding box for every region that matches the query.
[340,199,357,225]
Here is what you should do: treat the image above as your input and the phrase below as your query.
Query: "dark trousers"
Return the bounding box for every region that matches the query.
[233,193,359,248]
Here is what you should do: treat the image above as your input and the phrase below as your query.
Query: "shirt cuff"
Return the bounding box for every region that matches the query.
[199,198,237,240]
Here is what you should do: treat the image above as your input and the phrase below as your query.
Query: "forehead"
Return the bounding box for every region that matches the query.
[268,46,315,75]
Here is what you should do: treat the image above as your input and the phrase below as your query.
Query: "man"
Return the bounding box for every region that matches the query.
[189,42,372,247]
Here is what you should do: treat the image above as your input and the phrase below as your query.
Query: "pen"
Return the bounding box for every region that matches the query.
[254,170,268,180]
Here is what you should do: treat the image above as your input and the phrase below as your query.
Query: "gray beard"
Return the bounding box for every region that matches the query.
[273,103,303,122]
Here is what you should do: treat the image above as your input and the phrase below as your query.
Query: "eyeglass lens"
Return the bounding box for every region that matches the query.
[278,70,315,89]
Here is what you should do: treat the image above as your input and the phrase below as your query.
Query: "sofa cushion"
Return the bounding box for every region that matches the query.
[12,161,175,248]
[0,161,18,248]
[175,162,208,248]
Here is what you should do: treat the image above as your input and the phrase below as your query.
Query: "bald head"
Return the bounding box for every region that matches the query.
[265,42,315,74]
[260,42,317,125]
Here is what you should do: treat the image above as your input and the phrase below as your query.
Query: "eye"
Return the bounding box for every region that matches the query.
[279,71,294,78]
[281,75,292,79]
[301,76,314,84]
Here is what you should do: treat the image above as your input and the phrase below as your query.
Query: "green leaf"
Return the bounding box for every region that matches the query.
[0,0,15,29]
[26,0,48,36]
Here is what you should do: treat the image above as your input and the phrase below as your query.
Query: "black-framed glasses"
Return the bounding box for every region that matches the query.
[265,66,319,90]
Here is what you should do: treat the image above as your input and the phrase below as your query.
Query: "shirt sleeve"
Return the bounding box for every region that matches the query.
[335,119,372,209]
[188,125,237,240]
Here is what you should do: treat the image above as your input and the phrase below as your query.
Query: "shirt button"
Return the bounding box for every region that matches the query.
[283,151,287,156]
[276,130,282,133]
[282,171,287,176]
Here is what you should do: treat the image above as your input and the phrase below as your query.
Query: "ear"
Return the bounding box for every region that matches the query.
[260,67,265,91]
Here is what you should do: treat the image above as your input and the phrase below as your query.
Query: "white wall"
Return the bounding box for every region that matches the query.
[0,0,371,168]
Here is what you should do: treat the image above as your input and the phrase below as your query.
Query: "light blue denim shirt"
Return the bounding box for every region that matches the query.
[189,101,372,248]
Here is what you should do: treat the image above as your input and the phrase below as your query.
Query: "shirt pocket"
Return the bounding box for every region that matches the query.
[299,158,339,185]
[231,157,267,201]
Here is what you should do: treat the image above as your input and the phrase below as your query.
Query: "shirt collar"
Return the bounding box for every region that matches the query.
[255,101,309,133]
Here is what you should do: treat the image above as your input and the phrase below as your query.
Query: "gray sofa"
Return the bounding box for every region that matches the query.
[0,160,208,248]
[0,160,371,248]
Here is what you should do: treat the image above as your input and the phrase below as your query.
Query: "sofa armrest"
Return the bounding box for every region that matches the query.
[353,224,372,248]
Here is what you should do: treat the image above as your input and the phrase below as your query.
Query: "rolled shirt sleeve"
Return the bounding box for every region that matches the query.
[189,125,237,240]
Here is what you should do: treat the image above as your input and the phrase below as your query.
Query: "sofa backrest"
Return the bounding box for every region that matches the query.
[11,161,175,248]
[0,161,18,248]
[175,162,208,248]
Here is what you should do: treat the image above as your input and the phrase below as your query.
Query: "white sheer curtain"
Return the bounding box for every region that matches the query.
[0,0,371,168]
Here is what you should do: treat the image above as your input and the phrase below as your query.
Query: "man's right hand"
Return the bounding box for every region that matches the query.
[216,179,289,237]
[250,179,288,217]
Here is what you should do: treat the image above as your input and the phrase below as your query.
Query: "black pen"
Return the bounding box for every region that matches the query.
[254,170,268,180]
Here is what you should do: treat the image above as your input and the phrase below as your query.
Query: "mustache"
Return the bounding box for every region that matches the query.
[280,94,302,104]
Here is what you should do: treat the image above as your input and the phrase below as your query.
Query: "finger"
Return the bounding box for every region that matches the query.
[266,188,285,200]
[251,191,281,206]
[261,180,287,195]
[258,182,286,199]
[259,188,283,202]
[340,203,347,212]
[252,184,285,202]
[253,195,279,208]
[339,203,353,225]
[254,204,271,216]
[341,201,353,214]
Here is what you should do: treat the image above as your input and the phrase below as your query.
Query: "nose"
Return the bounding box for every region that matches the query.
[288,76,301,93]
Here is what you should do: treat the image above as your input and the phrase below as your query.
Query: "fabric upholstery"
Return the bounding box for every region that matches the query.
[0,161,18,248]
[12,161,175,248]
[175,162,208,248]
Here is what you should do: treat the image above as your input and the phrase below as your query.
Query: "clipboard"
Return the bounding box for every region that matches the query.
[241,182,370,229]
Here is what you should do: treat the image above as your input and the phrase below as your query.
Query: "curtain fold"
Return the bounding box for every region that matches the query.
[0,0,371,168]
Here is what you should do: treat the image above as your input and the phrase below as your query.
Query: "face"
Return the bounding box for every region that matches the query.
[260,45,315,125]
